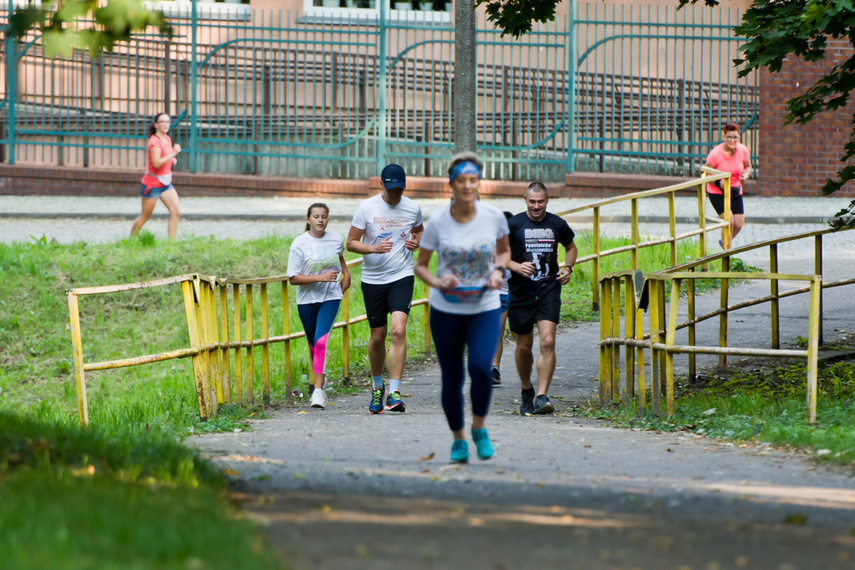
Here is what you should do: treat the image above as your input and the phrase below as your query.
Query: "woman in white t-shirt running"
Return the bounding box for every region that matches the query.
[287,203,352,409]
[414,153,511,463]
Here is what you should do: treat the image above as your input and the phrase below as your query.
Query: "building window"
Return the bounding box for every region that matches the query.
[305,0,450,23]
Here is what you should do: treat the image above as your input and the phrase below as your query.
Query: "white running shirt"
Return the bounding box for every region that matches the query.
[350,193,423,285]
[420,202,509,315]
[286,231,345,305]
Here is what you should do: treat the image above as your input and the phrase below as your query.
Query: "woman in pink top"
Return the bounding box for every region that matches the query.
[131,113,182,240]
[704,122,752,248]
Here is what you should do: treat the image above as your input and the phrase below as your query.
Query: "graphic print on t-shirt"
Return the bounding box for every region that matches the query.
[304,243,341,274]
[437,237,494,304]
[524,227,556,281]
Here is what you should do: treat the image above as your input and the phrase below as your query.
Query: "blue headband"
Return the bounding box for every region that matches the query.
[449,160,482,182]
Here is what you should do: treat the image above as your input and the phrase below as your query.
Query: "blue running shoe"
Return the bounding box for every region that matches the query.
[450,439,469,463]
[369,387,385,414]
[385,391,406,412]
[471,428,494,460]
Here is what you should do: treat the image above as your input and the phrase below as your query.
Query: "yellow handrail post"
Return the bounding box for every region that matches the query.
[623,274,635,402]
[806,277,821,426]
[636,300,646,414]
[630,198,639,269]
[665,279,680,416]
[67,291,90,426]
[598,277,610,404]
[592,206,600,311]
[697,181,707,260]
[261,283,270,405]
[196,278,215,418]
[232,284,243,405]
[657,280,667,403]
[342,287,351,383]
[611,274,621,403]
[245,284,254,405]
[687,272,696,383]
[281,281,293,400]
[668,192,676,266]
[649,279,661,416]
[423,301,432,357]
[181,280,209,421]
[722,179,731,249]
[204,281,222,412]
[718,256,729,368]
[219,283,231,404]
[770,245,780,349]
[815,235,823,346]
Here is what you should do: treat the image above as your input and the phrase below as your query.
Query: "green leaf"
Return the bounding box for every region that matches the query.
[41,29,76,59]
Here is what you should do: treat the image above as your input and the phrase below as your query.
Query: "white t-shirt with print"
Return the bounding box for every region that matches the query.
[286,231,345,305]
[420,202,510,315]
[350,193,423,285]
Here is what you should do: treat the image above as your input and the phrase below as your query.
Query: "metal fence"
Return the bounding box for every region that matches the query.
[1,3,757,182]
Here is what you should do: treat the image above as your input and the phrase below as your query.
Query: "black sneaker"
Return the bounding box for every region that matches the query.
[520,387,535,416]
[491,367,502,385]
[532,394,554,415]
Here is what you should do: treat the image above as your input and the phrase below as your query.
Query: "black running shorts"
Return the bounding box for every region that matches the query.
[707,191,744,216]
[507,286,561,336]
[360,275,414,329]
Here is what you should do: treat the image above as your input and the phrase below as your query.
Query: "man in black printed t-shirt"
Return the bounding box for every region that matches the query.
[507,182,578,415]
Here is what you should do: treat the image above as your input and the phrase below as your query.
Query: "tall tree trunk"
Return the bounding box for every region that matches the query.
[454,0,477,154]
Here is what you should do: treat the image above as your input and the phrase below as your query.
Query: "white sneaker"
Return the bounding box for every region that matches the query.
[310,388,327,409]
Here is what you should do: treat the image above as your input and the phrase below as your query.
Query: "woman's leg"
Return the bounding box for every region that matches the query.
[297,303,320,386]
[429,308,468,437]
[130,197,158,236]
[309,300,341,389]
[732,213,745,240]
[465,308,502,429]
[159,188,181,240]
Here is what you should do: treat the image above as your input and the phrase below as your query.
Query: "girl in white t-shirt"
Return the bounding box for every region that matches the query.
[414,153,511,463]
[287,203,352,409]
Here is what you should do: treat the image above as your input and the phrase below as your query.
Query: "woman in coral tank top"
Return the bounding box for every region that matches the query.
[705,122,752,249]
[131,113,182,240]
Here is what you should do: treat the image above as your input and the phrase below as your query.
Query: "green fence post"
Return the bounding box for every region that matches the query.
[190,0,199,173]
[5,0,16,165]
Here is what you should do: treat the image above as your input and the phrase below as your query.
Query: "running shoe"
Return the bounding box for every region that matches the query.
[471,428,494,460]
[369,387,385,414]
[450,439,470,463]
[532,394,555,415]
[520,387,535,416]
[491,366,502,385]
[385,391,406,412]
[310,388,327,409]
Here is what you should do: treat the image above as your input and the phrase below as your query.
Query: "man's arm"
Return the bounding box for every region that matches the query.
[346,225,391,255]
[557,241,578,285]
[405,223,424,252]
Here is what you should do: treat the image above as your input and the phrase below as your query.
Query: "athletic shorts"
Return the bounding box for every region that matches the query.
[707,191,744,216]
[361,275,414,329]
[499,293,509,313]
[140,184,175,199]
[508,286,561,336]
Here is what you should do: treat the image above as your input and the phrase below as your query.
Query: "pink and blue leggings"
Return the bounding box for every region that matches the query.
[297,300,341,376]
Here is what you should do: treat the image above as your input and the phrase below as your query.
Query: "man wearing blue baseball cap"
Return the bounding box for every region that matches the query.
[347,164,424,414]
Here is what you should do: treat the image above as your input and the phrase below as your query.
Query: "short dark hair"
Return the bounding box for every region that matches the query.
[525,181,548,197]
[723,122,739,133]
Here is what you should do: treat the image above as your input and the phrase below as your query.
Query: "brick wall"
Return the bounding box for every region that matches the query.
[756,39,855,198]
[0,164,546,199]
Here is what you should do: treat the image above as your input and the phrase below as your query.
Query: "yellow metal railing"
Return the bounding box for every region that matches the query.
[598,226,855,425]
[556,166,731,309]
[66,259,432,426]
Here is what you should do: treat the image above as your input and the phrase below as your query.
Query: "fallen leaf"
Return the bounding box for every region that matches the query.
[419,452,435,462]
